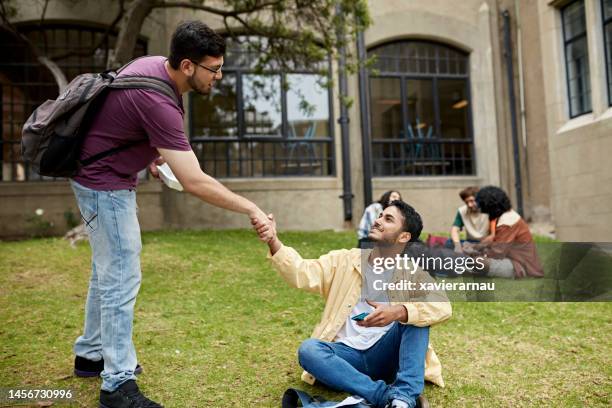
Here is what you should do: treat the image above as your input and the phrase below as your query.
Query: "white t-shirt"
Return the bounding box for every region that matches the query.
[335,264,394,350]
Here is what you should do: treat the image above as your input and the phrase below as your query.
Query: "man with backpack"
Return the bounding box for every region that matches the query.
[62,22,272,407]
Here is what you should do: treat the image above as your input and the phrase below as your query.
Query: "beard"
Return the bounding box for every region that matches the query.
[187,74,210,95]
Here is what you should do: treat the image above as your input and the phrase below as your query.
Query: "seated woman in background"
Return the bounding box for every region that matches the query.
[357,190,401,247]
[466,186,544,279]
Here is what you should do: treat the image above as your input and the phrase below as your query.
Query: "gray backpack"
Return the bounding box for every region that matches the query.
[21,57,179,178]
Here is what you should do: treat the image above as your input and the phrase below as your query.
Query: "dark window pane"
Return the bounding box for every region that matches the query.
[242,74,282,137]
[563,1,591,116]
[368,40,473,177]
[194,139,333,177]
[406,79,435,139]
[0,23,146,182]
[225,36,266,69]
[604,0,612,20]
[370,77,402,139]
[565,37,591,115]
[225,36,325,71]
[190,36,335,178]
[370,41,468,76]
[286,74,329,139]
[191,71,334,178]
[438,80,469,139]
[563,1,587,40]
[191,74,237,137]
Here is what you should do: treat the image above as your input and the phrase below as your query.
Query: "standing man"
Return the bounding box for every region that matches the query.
[70,21,271,408]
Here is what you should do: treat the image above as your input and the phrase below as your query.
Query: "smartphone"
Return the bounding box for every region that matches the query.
[351,312,369,321]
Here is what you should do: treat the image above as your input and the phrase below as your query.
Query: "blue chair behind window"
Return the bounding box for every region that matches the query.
[288,121,317,161]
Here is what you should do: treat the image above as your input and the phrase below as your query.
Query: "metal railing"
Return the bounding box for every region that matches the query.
[371,138,474,176]
[191,137,335,178]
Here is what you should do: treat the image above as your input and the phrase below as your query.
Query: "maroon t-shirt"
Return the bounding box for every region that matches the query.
[73,56,191,190]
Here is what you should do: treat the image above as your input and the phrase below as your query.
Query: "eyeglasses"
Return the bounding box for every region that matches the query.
[190,60,223,75]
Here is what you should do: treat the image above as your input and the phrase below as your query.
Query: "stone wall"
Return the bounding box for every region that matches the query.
[537,0,612,241]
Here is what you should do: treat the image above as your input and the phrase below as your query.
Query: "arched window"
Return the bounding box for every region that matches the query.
[368,40,474,176]
[0,22,147,181]
[189,37,335,177]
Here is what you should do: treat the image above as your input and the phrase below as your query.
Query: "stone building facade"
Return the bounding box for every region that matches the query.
[1,0,610,241]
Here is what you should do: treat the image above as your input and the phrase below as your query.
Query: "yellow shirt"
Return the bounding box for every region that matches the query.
[267,244,452,387]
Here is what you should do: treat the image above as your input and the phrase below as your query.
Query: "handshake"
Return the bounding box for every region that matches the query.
[249,210,280,251]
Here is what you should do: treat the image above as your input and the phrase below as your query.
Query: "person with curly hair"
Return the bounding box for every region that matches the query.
[464,186,544,279]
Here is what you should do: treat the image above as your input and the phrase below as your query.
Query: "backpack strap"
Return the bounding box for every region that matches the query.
[109,75,179,105]
[78,72,180,168]
[117,55,151,73]
[98,55,150,80]
[79,140,146,167]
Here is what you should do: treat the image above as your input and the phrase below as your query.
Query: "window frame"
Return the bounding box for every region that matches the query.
[367,40,475,177]
[602,0,612,106]
[561,0,592,118]
[0,21,148,182]
[188,48,337,178]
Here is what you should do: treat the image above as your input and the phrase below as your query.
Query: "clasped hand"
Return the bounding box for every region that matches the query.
[250,210,276,243]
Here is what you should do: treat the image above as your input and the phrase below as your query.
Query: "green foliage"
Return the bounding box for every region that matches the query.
[340,94,353,109]
[217,0,372,76]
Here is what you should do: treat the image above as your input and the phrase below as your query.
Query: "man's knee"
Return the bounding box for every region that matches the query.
[398,324,430,345]
[297,338,326,369]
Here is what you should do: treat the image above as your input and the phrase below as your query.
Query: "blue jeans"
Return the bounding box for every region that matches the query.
[71,180,141,392]
[298,323,429,408]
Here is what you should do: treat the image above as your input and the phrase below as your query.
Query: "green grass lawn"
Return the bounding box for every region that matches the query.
[0,230,610,407]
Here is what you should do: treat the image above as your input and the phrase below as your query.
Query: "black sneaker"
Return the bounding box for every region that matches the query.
[99,380,162,408]
[74,356,143,378]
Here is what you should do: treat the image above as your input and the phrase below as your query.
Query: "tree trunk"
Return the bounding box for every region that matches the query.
[38,56,68,92]
[108,0,156,68]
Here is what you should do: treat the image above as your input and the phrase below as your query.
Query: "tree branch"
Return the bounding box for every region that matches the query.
[109,0,156,67]
[152,0,283,17]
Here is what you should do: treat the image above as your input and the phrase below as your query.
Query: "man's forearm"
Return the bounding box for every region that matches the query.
[450,226,461,243]
[185,174,257,215]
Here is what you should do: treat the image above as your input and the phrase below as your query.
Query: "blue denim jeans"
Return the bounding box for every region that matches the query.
[71,180,141,392]
[298,323,430,408]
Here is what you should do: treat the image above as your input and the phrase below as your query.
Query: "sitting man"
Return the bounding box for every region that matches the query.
[449,186,495,252]
[254,201,451,408]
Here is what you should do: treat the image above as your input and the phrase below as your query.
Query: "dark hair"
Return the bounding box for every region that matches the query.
[475,186,512,220]
[388,200,423,242]
[459,186,479,201]
[378,190,402,209]
[168,21,226,69]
